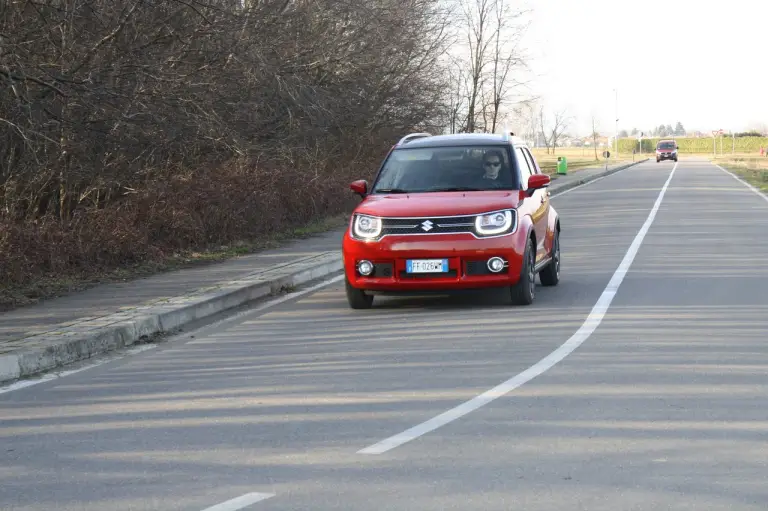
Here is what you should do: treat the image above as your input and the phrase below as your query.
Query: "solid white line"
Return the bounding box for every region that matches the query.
[200,492,275,511]
[358,161,679,455]
[0,344,157,395]
[714,163,768,205]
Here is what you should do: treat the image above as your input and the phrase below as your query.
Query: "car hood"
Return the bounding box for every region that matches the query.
[356,191,519,218]
[657,147,676,151]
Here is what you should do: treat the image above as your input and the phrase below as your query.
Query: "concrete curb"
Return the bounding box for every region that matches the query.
[549,158,648,195]
[0,252,343,384]
[0,158,647,385]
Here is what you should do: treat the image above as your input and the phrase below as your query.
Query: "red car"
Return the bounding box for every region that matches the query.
[342,132,561,309]
[655,140,678,162]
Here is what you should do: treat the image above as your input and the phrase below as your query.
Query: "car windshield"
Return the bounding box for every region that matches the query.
[371,145,518,193]
[658,142,675,150]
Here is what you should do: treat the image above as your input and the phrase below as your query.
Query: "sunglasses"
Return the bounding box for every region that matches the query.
[484,161,501,167]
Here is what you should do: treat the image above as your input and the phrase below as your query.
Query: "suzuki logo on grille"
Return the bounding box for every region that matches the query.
[420,220,434,231]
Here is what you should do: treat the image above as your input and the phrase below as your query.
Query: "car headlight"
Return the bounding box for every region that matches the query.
[475,210,514,236]
[352,214,382,239]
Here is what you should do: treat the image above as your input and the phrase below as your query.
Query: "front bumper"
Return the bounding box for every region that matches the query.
[657,152,677,160]
[342,230,527,292]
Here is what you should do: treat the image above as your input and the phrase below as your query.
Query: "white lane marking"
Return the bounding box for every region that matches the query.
[0,275,345,394]
[0,344,157,395]
[714,163,768,205]
[358,161,679,455]
[550,160,647,198]
[200,492,275,511]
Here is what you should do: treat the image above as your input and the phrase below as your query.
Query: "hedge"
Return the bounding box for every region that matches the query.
[618,137,768,154]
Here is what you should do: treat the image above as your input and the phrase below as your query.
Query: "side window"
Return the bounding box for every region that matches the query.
[515,147,533,190]
[522,148,541,174]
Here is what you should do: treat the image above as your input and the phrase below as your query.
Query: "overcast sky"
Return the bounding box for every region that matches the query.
[516,0,768,136]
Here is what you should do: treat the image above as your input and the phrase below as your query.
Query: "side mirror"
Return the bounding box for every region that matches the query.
[350,180,368,197]
[527,174,551,193]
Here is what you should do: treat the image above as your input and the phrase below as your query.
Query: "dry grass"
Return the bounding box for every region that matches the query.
[530,147,635,174]
[710,156,768,192]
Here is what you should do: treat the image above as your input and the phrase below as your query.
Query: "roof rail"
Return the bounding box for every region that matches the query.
[501,128,515,142]
[396,132,432,146]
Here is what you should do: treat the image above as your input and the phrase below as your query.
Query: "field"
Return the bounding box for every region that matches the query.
[530,147,635,174]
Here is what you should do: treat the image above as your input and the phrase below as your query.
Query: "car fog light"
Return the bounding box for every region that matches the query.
[487,257,505,273]
[358,260,374,276]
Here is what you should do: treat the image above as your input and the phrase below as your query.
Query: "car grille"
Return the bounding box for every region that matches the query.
[380,215,476,236]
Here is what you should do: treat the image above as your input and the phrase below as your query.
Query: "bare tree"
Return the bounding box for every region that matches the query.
[538,107,571,154]
[538,106,551,154]
[511,98,539,146]
[488,0,527,133]
[447,61,468,134]
[592,116,600,160]
[549,109,571,154]
[461,0,495,132]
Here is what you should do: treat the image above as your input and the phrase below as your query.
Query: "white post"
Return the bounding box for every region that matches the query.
[614,89,619,157]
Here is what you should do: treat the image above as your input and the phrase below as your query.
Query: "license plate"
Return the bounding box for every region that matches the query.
[406,259,449,273]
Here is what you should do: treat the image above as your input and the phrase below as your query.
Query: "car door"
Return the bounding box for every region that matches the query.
[514,146,548,263]
[523,147,552,262]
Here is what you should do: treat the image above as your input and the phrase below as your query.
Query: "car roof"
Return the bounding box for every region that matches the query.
[395,132,527,149]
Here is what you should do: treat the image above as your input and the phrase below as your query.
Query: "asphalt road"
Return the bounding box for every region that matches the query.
[2,158,767,511]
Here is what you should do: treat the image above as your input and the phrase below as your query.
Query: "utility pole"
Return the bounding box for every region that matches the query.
[613,88,619,157]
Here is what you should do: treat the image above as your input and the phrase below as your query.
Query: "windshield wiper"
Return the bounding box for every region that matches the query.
[374,188,410,194]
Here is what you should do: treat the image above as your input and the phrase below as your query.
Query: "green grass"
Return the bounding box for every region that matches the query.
[0,213,351,312]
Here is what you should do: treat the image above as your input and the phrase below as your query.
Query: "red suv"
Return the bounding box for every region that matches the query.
[342,132,561,309]
[656,140,678,162]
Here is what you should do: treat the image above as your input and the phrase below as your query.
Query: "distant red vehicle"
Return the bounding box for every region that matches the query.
[656,140,679,162]
[341,132,561,309]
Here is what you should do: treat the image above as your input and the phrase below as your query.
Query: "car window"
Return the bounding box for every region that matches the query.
[522,148,541,174]
[515,147,533,190]
[372,145,519,193]
[657,142,675,150]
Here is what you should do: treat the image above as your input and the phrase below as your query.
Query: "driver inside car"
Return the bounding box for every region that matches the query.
[478,149,513,188]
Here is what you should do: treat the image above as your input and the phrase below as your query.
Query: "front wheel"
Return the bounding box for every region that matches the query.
[539,230,560,287]
[345,278,373,309]
[510,237,535,305]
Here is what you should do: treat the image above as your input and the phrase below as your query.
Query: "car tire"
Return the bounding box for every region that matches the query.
[539,230,560,287]
[510,237,535,305]
[345,278,373,309]
[656,158,660,163]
